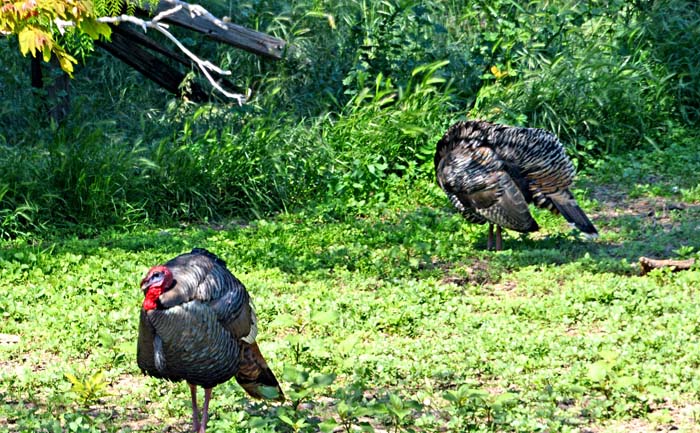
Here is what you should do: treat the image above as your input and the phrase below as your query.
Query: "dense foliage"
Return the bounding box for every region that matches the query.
[0,0,155,75]
[0,0,698,237]
[2,1,700,432]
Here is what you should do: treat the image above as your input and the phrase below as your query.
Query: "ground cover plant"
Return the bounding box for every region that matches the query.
[1,0,700,432]
[1,142,699,432]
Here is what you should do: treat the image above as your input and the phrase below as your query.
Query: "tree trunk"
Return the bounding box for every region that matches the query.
[30,56,71,124]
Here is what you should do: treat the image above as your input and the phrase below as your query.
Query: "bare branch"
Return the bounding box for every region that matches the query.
[55,6,248,104]
[151,0,287,59]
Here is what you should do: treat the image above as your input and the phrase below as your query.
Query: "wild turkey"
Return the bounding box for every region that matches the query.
[434,120,598,250]
[138,248,283,433]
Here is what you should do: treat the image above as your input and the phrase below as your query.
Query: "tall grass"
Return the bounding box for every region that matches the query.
[0,0,698,237]
[638,0,700,124]
[323,61,455,208]
[464,1,687,165]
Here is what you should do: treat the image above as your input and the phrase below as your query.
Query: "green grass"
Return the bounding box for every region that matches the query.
[2,1,700,431]
[2,143,699,433]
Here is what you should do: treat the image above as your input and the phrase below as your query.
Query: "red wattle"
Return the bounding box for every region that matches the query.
[143,287,163,311]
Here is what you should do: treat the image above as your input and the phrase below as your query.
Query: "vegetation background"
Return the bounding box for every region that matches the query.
[1,0,699,432]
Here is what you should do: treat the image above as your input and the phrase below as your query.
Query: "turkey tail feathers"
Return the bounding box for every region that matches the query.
[235,342,285,402]
[550,192,598,237]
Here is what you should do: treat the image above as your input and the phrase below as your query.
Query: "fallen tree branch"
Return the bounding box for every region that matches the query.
[55,5,249,103]
[639,256,696,275]
[96,25,210,102]
[152,0,287,59]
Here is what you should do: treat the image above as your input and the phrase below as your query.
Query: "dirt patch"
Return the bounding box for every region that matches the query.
[440,258,497,286]
[0,350,63,378]
[105,374,185,432]
[0,334,20,345]
[590,186,700,261]
[591,186,698,226]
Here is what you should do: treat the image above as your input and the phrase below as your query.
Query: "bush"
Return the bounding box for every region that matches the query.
[464,1,680,165]
[0,0,698,237]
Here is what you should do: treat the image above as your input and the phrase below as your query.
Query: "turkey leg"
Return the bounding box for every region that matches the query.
[487,224,504,251]
[495,225,503,251]
[198,388,213,433]
[189,383,201,432]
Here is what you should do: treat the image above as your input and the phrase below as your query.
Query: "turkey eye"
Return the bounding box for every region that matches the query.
[153,272,162,278]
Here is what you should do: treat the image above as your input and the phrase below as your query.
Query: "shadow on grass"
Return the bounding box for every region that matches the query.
[478,203,700,277]
[0,203,697,282]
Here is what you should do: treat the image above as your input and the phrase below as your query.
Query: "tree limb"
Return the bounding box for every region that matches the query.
[96,26,210,102]
[55,5,250,103]
[151,0,286,59]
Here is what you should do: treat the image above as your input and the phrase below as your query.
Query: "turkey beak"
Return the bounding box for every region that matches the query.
[140,276,150,292]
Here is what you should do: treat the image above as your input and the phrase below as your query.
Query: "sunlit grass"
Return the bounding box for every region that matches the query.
[2,142,699,431]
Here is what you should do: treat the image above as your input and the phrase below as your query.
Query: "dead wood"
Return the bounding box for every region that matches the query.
[639,256,696,276]
[153,0,287,59]
[97,26,210,101]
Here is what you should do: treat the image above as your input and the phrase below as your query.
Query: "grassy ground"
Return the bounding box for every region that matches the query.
[1,144,699,433]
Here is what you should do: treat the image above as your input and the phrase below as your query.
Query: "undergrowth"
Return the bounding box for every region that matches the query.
[1,143,699,431]
[0,0,699,237]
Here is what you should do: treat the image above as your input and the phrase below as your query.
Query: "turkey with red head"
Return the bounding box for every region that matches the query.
[435,120,598,250]
[138,248,283,433]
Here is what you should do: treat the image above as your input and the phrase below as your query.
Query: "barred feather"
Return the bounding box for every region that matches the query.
[137,248,283,399]
[434,120,597,239]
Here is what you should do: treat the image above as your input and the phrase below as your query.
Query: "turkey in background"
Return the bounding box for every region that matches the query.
[138,248,283,433]
[434,120,598,251]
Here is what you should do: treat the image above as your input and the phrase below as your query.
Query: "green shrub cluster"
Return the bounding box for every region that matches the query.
[0,0,698,236]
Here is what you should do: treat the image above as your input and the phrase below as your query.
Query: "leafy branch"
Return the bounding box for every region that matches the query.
[1,0,249,102]
[0,0,109,74]
[60,5,248,104]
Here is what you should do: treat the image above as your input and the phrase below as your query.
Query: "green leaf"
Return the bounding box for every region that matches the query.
[614,376,638,389]
[588,361,609,383]
[338,331,362,355]
[79,20,111,40]
[319,418,339,433]
[310,309,338,325]
[388,393,403,409]
[277,414,295,427]
[599,350,619,364]
[282,365,309,384]
[492,392,518,407]
[259,385,283,400]
[271,313,297,328]
[312,372,336,387]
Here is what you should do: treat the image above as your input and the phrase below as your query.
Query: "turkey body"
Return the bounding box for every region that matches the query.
[434,120,597,250]
[138,248,282,433]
